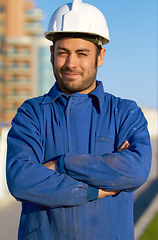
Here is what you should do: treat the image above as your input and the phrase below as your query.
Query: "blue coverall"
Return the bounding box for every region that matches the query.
[6,81,152,240]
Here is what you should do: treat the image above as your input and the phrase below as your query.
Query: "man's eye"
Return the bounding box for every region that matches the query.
[58,52,67,55]
[79,53,88,56]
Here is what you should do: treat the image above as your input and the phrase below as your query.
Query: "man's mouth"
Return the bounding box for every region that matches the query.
[62,72,80,79]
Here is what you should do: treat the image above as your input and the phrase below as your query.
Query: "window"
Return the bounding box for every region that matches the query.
[12,103,19,111]
[12,61,18,67]
[21,76,29,83]
[12,90,18,97]
[0,6,4,12]
[23,62,29,68]
[12,75,18,82]
[0,20,3,27]
[0,61,3,68]
[0,35,4,42]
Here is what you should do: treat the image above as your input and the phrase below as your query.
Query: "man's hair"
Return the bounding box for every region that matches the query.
[52,32,103,50]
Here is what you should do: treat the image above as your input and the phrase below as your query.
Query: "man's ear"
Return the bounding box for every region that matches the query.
[97,48,106,67]
[50,45,54,64]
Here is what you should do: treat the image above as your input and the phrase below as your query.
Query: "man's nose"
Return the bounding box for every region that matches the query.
[65,54,77,69]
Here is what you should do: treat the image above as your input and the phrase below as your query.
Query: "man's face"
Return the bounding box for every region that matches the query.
[51,38,105,95]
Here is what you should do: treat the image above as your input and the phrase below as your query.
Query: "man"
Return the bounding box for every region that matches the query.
[6,0,152,239]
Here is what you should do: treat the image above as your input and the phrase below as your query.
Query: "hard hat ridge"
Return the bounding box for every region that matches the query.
[72,0,82,10]
[45,0,110,46]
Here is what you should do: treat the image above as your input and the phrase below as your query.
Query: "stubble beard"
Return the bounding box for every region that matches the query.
[52,64,98,95]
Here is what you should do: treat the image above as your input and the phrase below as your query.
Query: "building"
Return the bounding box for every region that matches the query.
[32,37,54,96]
[0,0,53,123]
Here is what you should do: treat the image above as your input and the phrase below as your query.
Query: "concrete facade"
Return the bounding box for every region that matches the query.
[0,0,53,123]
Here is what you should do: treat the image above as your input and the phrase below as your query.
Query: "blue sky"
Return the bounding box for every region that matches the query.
[35,0,157,108]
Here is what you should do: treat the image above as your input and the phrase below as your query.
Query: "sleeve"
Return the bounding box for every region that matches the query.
[56,102,152,192]
[6,100,98,208]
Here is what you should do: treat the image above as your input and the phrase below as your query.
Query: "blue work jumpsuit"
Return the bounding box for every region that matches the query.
[6,81,152,240]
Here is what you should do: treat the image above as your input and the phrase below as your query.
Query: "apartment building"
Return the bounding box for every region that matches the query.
[0,0,53,123]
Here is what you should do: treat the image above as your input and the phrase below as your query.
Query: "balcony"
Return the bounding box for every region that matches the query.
[5,51,30,60]
[4,65,31,74]
[4,80,30,86]
[4,94,29,100]
[25,8,43,21]
[25,22,43,35]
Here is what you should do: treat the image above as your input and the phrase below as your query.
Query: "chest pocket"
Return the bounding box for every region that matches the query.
[95,134,115,155]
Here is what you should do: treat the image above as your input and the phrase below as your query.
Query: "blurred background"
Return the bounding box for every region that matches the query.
[0,0,157,239]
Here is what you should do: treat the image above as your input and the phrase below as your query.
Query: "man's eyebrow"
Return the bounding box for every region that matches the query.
[76,49,90,52]
[57,47,68,51]
[57,47,90,52]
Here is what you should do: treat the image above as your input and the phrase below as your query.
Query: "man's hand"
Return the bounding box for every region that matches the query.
[42,160,57,171]
[98,140,130,199]
[118,140,130,151]
[98,189,120,198]
[42,141,130,199]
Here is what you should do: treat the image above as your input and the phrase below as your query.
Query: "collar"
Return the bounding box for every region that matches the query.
[88,81,104,113]
[40,83,65,104]
[40,81,105,112]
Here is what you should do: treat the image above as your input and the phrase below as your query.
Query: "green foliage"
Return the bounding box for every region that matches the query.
[139,211,158,240]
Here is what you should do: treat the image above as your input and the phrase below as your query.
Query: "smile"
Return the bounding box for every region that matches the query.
[63,72,80,79]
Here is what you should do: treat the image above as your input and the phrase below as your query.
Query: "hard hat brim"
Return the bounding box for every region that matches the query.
[44,31,110,45]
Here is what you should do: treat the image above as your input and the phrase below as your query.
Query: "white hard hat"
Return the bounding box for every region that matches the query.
[45,0,110,46]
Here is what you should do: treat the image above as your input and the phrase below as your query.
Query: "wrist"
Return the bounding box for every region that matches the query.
[87,186,99,201]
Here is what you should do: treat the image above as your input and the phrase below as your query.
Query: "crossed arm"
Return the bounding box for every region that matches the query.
[43,140,130,198]
[7,100,152,207]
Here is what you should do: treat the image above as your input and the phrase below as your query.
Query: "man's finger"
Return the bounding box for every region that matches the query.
[118,140,130,151]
